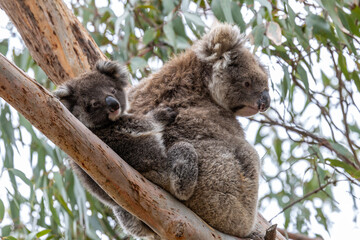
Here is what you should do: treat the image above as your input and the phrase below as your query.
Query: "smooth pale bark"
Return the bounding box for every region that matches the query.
[0,0,285,239]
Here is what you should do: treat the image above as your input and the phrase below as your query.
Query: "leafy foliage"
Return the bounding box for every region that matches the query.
[1,0,360,239]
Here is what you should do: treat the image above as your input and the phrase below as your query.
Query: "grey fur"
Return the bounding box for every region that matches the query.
[128,23,270,238]
[54,61,198,240]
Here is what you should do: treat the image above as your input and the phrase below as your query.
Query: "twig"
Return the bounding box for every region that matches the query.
[270,180,336,221]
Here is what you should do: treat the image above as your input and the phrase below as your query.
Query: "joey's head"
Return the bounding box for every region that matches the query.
[53,61,129,128]
[193,23,270,117]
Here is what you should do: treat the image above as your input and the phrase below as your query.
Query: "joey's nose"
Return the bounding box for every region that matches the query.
[105,96,120,112]
[258,90,270,112]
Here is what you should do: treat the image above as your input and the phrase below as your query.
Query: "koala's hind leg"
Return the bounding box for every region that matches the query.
[69,159,117,207]
[168,142,198,201]
[112,206,161,240]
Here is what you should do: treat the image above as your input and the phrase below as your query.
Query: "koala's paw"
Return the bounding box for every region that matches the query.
[168,142,198,201]
[113,207,159,239]
[152,107,178,124]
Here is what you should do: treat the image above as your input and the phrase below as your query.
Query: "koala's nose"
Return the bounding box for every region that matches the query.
[258,90,270,112]
[105,96,120,112]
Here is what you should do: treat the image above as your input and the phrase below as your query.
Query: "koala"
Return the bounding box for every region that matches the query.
[53,61,198,240]
[128,23,270,238]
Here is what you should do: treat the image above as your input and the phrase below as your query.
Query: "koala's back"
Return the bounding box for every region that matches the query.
[129,79,260,237]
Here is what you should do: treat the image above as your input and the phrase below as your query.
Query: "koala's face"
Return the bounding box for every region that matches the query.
[212,49,270,117]
[54,61,128,128]
[195,24,270,117]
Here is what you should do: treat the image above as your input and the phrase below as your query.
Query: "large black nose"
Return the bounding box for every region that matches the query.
[258,90,270,112]
[105,96,120,112]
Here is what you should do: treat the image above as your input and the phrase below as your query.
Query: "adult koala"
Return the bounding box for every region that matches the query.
[128,23,270,238]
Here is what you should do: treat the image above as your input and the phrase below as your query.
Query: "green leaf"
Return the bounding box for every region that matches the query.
[256,0,272,16]
[55,193,74,218]
[143,28,157,45]
[0,199,4,223]
[211,0,226,22]
[352,71,360,92]
[281,65,291,100]
[321,71,331,87]
[231,2,246,32]
[130,57,148,71]
[0,39,9,55]
[329,142,355,161]
[161,0,175,15]
[296,64,309,93]
[220,0,234,23]
[3,237,17,240]
[327,159,360,178]
[163,20,176,48]
[183,12,206,27]
[251,24,266,47]
[8,169,32,187]
[338,53,350,80]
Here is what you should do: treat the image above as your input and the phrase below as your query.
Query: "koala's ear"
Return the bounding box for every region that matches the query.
[96,60,129,87]
[194,23,245,62]
[53,85,74,110]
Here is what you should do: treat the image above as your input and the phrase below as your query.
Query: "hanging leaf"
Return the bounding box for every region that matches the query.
[266,21,282,46]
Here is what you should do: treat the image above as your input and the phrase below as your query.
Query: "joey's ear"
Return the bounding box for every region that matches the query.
[53,85,74,110]
[193,23,245,62]
[96,60,129,87]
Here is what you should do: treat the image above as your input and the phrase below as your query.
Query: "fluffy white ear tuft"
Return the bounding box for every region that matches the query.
[96,60,129,87]
[193,23,245,62]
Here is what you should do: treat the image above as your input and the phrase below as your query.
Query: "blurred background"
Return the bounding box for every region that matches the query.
[0,0,359,239]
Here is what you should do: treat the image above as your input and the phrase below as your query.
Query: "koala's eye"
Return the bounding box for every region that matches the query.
[91,101,100,108]
[111,88,117,94]
[244,81,251,88]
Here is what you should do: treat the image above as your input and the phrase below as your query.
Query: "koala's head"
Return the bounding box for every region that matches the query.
[194,23,270,117]
[53,61,128,128]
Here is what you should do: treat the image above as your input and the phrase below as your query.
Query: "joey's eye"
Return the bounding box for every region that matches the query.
[244,81,251,88]
[111,88,117,94]
[91,101,100,108]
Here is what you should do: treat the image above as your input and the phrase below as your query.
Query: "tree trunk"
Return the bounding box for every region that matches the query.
[0,0,285,239]
[0,0,105,85]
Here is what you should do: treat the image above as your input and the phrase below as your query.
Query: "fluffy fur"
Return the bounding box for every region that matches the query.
[128,23,270,238]
[54,61,198,240]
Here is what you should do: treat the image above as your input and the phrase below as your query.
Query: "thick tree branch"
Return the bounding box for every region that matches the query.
[0,54,245,240]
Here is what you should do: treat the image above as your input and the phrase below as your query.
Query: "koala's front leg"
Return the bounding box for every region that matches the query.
[69,159,117,207]
[167,142,198,201]
[112,206,161,240]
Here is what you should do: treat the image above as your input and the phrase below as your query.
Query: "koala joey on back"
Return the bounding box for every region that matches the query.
[128,23,270,238]
[53,61,198,240]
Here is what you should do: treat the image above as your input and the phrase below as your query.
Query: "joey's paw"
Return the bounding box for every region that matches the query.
[247,232,265,240]
[152,107,178,124]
